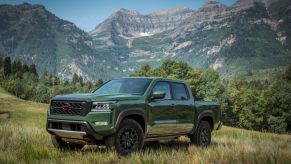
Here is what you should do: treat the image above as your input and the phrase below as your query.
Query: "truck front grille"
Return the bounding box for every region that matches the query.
[50,101,91,116]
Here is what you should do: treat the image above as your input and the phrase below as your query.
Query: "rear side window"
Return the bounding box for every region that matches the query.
[172,83,189,100]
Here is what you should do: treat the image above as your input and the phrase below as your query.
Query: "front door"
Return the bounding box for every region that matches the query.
[147,81,177,137]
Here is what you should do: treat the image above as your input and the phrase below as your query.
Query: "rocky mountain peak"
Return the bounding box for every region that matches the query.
[115,8,141,16]
[0,3,46,13]
[202,1,227,8]
[90,7,195,38]
[17,3,45,11]
[199,1,227,12]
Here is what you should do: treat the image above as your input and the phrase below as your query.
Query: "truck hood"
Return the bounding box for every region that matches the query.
[52,93,143,101]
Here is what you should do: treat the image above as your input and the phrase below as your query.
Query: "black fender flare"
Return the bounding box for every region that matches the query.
[191,110,214,134]
[115,109,147,132]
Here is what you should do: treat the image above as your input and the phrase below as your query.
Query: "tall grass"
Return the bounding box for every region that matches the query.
[0,88,290,164]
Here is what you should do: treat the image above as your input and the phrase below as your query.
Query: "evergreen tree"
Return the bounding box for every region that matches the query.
[95,78,104,87]
[29,63,38,76]
[0,57,3,77]
[0,57,3,68]
[285,63,291,81]
[78,75,84,86]
[64,80,69,86]
[3,57,11,77]
[53,76,60,86]
[11,60,17,74]
[22,64,29,73]
[8,59,23,78]
[15,60,22,74]
[72,73,79,84]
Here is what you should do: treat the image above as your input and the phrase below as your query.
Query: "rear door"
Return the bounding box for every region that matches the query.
[147,81,178,136]
[172,82,194,133]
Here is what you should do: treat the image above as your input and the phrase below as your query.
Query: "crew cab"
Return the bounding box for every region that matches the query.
[47,77,222,155]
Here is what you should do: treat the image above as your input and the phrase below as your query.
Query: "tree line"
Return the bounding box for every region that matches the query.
[0,57,104,103]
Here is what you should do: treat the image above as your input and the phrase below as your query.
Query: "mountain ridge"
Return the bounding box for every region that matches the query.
[0,0,291,80]
[90,0,291,75]
[0,3,122,80]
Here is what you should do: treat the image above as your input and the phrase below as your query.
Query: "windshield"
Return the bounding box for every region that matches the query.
[94,78,152,95]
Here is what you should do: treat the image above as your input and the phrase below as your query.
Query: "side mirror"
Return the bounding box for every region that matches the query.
[151,91,166,100]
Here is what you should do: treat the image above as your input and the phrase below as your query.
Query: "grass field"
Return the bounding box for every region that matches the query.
[0,88,291,164]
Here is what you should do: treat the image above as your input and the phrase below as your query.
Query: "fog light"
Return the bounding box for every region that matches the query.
[94,121,108,126]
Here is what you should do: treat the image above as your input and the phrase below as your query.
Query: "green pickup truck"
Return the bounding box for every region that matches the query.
[47,77,222,155]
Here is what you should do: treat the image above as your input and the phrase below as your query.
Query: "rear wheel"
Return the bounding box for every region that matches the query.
[51,135,84,150]
[114,119,144,156]
[190,120,211,147]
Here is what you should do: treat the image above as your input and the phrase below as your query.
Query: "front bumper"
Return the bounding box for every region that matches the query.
[47,119,105,141]
[47,109,116,135]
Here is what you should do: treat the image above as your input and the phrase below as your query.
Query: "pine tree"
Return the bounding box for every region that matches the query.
[72,73,79,84]
[22,64,29,73]
[95,79,104,87]
[53,76,60,85]
[285,63,291,81]
[11,60,19,74]
[64,80,69,86]
[78,75,84,86]
[4,57,11,77]
[15,60,22,74]
[0,57,3,69]
[29,63,38,77]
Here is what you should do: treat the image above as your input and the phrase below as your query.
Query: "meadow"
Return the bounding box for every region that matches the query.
[0,87,291,164]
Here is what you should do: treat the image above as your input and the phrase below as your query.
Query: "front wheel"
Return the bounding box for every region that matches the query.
[114,119,144,156]
[190,120,211,147]
[51,135,84,150]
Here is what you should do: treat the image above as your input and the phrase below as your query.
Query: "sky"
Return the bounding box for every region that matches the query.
[0,0,236,32]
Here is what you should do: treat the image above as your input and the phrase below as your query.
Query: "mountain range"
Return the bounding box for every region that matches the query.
[0,0,291,80]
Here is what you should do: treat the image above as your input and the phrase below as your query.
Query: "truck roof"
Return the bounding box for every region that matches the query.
[115,77,186,83]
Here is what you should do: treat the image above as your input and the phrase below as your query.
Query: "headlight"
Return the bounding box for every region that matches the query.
[91,101,116,112]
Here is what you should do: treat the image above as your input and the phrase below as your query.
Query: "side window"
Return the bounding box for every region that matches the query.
[172,83,189,100]
[152,81,172,99]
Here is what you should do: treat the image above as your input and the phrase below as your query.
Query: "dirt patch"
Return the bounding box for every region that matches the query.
[0,112,10,119]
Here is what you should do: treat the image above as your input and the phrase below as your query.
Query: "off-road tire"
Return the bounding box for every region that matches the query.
[190,120,211,146]
[51,135,84,150]
[114,119,144,156]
